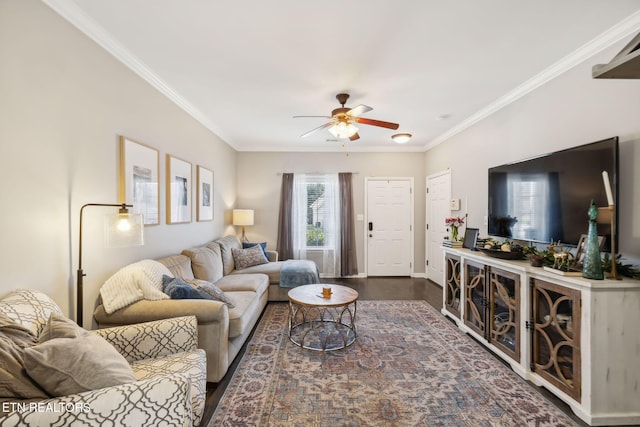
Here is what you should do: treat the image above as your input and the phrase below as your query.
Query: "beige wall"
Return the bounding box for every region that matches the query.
[236,152,426,275]
[0,0,237,326]
[425,39,640,264]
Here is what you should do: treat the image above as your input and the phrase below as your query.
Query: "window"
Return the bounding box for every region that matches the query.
[292,174,340,276]
[306,183,327,246]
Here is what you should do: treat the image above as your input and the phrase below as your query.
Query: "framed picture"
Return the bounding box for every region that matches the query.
[573,234,606,268]
[166,154,192,224]
[119,136,159,225]
[196,165,213,222]
[463,228,479,250]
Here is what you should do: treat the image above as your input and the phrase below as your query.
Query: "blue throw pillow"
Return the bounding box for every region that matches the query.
[242,242,268,259]
[162,275,208,300]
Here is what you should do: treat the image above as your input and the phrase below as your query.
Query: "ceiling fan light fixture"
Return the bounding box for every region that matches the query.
[392,133,412,144]
[329,122,359,139]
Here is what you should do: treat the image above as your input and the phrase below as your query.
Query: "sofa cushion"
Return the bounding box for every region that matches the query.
[215,273,269,294]
[230,261,283,284]
[100,260,171,314]
[24,315,136,397]
[182,246,223,283]
[184,278,236,308]
[0,313,48,399]
[232,245,269,270]
[225,291,263,339]
[215,235,243,275]
[156,254,195,280]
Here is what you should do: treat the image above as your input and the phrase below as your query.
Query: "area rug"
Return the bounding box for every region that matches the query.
[210,301,577,426]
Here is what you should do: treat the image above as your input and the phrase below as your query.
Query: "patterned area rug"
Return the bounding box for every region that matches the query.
[210,301,577,426]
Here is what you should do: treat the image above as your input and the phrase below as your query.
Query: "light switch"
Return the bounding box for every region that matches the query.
[356,214,364,221]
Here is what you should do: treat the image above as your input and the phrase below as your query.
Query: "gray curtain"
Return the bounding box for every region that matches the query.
[276,173,294,261]
[339,172,358,276]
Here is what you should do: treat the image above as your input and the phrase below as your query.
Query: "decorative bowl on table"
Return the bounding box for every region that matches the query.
[479,247,525,260]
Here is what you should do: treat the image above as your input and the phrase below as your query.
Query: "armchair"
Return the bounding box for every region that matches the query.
[0,290,206,426]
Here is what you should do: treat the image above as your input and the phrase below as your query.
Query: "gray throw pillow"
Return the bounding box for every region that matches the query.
[23,314,136,397]
[231,244,269,270]
[0,313,48,399]
[38,312,86,342]
[184,278,236,308]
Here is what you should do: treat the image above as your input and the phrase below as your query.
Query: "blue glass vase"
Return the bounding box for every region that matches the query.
[582,200,603,280]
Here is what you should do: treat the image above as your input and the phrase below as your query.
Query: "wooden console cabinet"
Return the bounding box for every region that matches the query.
[442,248,640,426]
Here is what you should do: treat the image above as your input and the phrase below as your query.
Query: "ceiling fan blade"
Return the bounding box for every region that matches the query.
[349,133,360,141]
[346,104,373,117]
[354,117,399,130]
[301,122,333,138]
[293,115,332,118]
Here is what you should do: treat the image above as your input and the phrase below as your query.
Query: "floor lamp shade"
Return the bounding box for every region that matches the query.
[104,211,144,247]
[77,203,144,326]
[233,209,254,242]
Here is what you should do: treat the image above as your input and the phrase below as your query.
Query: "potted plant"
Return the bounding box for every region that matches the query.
[524,246,544,267]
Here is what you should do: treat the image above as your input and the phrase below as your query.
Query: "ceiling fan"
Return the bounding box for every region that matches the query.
[294,93,399,141]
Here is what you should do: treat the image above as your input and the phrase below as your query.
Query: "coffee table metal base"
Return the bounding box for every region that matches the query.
[288,302,357,351]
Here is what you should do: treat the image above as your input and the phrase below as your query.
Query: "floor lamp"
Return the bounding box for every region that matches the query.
[77,203,144,326]
[233,209,254,243]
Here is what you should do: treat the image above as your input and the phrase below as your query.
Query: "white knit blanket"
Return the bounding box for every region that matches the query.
[100,259,171,314]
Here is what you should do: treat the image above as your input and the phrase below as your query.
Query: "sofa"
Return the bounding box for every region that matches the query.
[94,236,267,383]
[0,289,206,426]
[94,235,319,383]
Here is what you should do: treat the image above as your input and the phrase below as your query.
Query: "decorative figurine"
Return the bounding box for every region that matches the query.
[582,200,604,280]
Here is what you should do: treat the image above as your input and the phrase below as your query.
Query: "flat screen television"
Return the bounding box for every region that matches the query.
[488,137,618,250]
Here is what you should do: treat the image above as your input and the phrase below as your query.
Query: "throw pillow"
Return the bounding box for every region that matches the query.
[162,275,208,300]
[38,313,86,342]
[100,259,171,313]
[184,278,236,308]
[232,244,269,270]
[242,242,269,258]
[23,322,136,397]
[0,313,48,399]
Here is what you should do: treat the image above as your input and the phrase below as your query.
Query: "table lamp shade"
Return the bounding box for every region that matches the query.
[233,209,254,226]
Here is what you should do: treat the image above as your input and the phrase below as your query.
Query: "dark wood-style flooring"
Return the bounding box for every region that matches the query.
[201,277,588,426]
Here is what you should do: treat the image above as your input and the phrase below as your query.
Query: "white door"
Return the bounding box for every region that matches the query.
[366,178,413,276]
[426,170,451,285]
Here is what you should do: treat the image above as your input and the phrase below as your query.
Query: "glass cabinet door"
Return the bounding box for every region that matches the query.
[488,267,520,362]
[531,278,581,402]
[444,254,461,318]
[464,260,486,336]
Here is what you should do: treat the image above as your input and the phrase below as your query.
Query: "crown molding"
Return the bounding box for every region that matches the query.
[42,0,236,149]
[424,10,640,151]
[42,1,640,154]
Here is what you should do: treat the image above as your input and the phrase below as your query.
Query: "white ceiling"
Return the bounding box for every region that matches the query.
[45,1,640,152]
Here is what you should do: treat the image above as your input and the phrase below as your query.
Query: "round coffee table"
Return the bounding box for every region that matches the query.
[287,284,358,351]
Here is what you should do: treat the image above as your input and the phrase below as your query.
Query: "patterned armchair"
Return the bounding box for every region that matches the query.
[0,290,206,426]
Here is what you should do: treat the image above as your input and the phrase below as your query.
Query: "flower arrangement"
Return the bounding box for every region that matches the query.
[445,216,465,241]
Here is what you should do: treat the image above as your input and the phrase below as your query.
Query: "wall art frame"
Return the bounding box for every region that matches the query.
[166,154,192,224]
[196,165,213,222]
[119,136,159,226]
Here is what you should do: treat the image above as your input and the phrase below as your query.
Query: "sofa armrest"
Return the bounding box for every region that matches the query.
[94,298,228,326]
[0,375,193,427]
[266,250,279,262]
[93,316,198,362]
